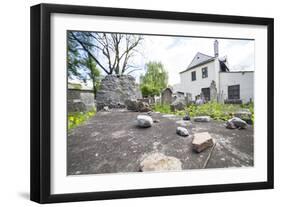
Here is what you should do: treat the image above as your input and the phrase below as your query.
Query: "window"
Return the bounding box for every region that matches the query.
[202,67,208,78]
[191,71,196,81]
[228,85,240,99]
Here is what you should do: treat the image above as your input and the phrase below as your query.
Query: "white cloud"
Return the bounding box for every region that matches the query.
[131,36,254,85]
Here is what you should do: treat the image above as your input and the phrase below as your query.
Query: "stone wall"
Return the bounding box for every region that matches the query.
[67,89,95,113]
[95,75,142,111]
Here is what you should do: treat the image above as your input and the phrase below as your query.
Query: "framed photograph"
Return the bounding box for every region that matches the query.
[30,3,274,203]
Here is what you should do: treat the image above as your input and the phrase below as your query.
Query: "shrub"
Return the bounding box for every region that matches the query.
[152,102,254,123]
[68,108,96,130]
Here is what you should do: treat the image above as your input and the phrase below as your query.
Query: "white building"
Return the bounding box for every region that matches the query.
[178,40,254,103]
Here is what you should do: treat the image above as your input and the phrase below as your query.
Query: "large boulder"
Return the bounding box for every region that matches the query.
[140,153,182,172]
[234,109,252,124]
[226,117,248,129]
[96,75,142,111]
[125,99,151,112]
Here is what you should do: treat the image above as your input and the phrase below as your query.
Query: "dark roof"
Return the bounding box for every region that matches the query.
[180,52,215,74]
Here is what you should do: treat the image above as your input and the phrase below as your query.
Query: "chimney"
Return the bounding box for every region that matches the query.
[214,40,219,57]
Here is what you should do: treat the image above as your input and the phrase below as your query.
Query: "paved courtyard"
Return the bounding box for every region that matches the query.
[67,110,253,175]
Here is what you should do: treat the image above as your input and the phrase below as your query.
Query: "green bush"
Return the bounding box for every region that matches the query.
[152,102,254,123]
[68,108,96,130]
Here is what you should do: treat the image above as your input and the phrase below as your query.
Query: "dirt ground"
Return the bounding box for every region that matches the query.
[67,110,253,175]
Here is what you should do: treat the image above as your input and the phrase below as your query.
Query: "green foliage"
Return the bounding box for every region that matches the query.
[152,102,255,123]
[152,103,172,114]
[68,108,96,130]
[187,102,239,121]
[140,61,168,97]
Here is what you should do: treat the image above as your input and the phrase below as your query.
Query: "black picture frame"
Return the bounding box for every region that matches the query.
[30,3,274,204]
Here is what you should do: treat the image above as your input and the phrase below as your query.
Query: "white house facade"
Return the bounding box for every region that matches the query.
[177,40,254,104]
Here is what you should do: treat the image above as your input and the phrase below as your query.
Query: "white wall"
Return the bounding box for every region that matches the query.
[0,0,280,207]
[180,60,217,99]
[219,72,254,103]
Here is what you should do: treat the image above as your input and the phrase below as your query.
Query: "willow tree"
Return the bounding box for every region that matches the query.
[140,61,168,97]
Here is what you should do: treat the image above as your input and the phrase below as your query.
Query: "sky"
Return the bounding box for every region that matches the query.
[69,33,255,88]
[133,35,255,85]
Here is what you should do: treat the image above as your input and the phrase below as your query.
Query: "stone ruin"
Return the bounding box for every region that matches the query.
[95,75,142,111]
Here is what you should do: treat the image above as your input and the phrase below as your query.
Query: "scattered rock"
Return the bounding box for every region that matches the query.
[153,119,160,123]
[125,99,151,112]
[227,117,247,129]
[137,101,151,112]
[194,116,211,122]
[162,114,176,118]
[176,127,189,137]
[183,113,190,120]
[103,106,109,111]
[176,120,192,127]
[96,75,142,111]
[226,120,236,129]
[192,132,214,153]
[140,153,182,172]
[234,109,252,124]
[137,115,153,128]
[170,99,186,112]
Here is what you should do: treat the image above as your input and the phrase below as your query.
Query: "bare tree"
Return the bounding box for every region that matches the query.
[69,31,143,75]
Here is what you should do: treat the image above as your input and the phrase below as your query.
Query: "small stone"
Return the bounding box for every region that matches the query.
[227,117,247,129]
[176,127,189,137]
[162,114,176,118]
[192,132,214,152]
[140,153,182,172]
[103,106,109,111]
[153,119,160,123]
[194,116,211,122]
[183,113,190,120]
[137,115,153,128]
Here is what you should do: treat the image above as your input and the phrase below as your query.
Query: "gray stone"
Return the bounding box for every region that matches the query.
[176,127,189,137]
[170,98,186,112]
[67,89,96,112]
[210,80,218,101]
[227,117,248,129]
[137,115,153,128]
[226,120,236,129]
[161,88,173,104]
[125,99,151,112]
[192,132,214,153]
[96,75,142,111]
[194,116,211,122]
[153,119,160,123]
[162,114,176,118]
[140,153,182,172]
[234,109,252,124]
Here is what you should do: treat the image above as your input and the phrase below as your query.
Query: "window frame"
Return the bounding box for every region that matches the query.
[191,71,196,81]
[202,67,208,78]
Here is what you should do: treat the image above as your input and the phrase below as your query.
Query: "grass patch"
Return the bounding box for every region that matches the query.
[152,102,254,123]
[68,108,96,130]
